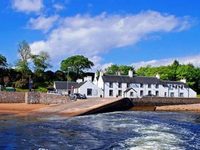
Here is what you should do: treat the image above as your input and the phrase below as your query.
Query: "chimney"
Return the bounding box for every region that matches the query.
[84,76,92,82]
[116,71,121,76]
[99,71,104,77]
[156,74,160,79]
[180,78,186,83]
[128,70,133,77]
[76,79,83,83]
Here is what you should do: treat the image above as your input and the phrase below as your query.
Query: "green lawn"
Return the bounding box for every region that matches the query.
[197,95,200,98]
[16,88,47,93]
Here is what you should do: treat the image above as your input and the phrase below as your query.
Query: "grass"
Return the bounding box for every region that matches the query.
[15,88,29,92]
[15,87,47,93]
[197,95,200,98]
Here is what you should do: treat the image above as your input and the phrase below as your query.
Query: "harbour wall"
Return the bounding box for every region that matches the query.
[130,97,200,106]
[0,92,25,103]
[79,97,200,115]
[25,92,70,104]
[0,92,69,104]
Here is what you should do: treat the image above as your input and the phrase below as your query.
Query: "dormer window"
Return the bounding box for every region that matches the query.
[140,84,143,88]
[118,83,122,88]
[155,84,159,88]
[109,82,113,88]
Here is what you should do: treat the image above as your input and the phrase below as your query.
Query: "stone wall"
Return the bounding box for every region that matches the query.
[0,92,25,103]
[0,91,70,104]
[131,97,200,106]
[25,92,70,104]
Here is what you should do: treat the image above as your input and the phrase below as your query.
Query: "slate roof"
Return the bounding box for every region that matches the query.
[54,81,78,89]
[74,81,87,88]
[102,75,162,84]
[124,88,137,93]
[54,81,88,89]
[102,75,187,87]
[162,80,189,88]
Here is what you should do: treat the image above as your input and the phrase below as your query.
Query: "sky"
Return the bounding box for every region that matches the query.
[0,0,200,71]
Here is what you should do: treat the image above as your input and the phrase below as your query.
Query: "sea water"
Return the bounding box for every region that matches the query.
[0,111,200,150]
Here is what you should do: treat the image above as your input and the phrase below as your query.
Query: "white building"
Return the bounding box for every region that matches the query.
[95,70,197,98]
[73,81,102,98]
[54,78,102,97]
[54,70,197,98]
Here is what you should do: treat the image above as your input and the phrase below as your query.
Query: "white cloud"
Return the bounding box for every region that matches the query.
[53,3,64,12]
[132,55,200,69]
[12,0,43,13]
[28,15,59,32]
[30,11,191,68]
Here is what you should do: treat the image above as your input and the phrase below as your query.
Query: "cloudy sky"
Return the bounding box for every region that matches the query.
[0,0,200,70]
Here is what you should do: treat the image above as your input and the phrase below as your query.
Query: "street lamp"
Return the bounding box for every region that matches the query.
[29,76,33,92]
[66,67,71,96]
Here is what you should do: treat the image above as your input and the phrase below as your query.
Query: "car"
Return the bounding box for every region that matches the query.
[69,93,87,100]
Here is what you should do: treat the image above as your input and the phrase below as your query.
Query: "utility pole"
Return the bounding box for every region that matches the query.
[66,67,71,95]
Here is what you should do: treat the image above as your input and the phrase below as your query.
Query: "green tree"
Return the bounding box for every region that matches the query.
[32,51,51,76]
[105,64,119,75]
[136,60,200,93]
[105,64,134,75]
[0,54,7,67]
[60,55,94,80]
[15,41,32,79]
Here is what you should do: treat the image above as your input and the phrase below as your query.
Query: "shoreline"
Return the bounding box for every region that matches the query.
[155,103,200,113]
[1,103,200,117]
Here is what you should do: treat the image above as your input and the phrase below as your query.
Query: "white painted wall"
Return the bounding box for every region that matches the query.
[75,81,103,98]
[96,76,196,98]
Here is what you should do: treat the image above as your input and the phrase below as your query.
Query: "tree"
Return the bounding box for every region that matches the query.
[18,40,31,61]
[0,54,8,85]
[15,41,32,79]
[105,64,134,75]
[136,60,200,94]
[60,55,94,80]
[32,51,51,76]
[0,54,7,67]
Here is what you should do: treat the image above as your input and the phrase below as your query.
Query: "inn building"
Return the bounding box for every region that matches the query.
[54,70,196,98]
[94,70,196,98]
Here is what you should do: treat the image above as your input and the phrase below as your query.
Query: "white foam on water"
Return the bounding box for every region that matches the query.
[122,124,185,150]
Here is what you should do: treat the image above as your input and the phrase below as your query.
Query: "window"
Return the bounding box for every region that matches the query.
[155,84,159,88]
[170,92,174,97]
[118,83,122,88]
[140,90,143,96]
[87,89,92,96]
[156,91,159,96]
[130,92,134,97]
[148,90,152,95]
[118,90,122,96]
[140,84,143,88]
[148,84,151,88]
[179,93,184,97]
[127,83,130,88]
[164,92,167,97]
[109,82,113,88]
[109,90,113,96]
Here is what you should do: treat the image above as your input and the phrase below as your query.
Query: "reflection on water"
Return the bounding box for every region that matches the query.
[0,111,200,149]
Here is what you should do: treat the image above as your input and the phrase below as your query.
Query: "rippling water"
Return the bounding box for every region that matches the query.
[0,111,200,150]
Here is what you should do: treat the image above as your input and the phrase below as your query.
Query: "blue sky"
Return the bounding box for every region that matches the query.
[0,0,200,70]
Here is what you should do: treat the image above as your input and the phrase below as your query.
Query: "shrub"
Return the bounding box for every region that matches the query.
[15,79,28,89]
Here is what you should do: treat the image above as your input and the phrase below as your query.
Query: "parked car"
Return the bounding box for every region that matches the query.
[69,93,87,100]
